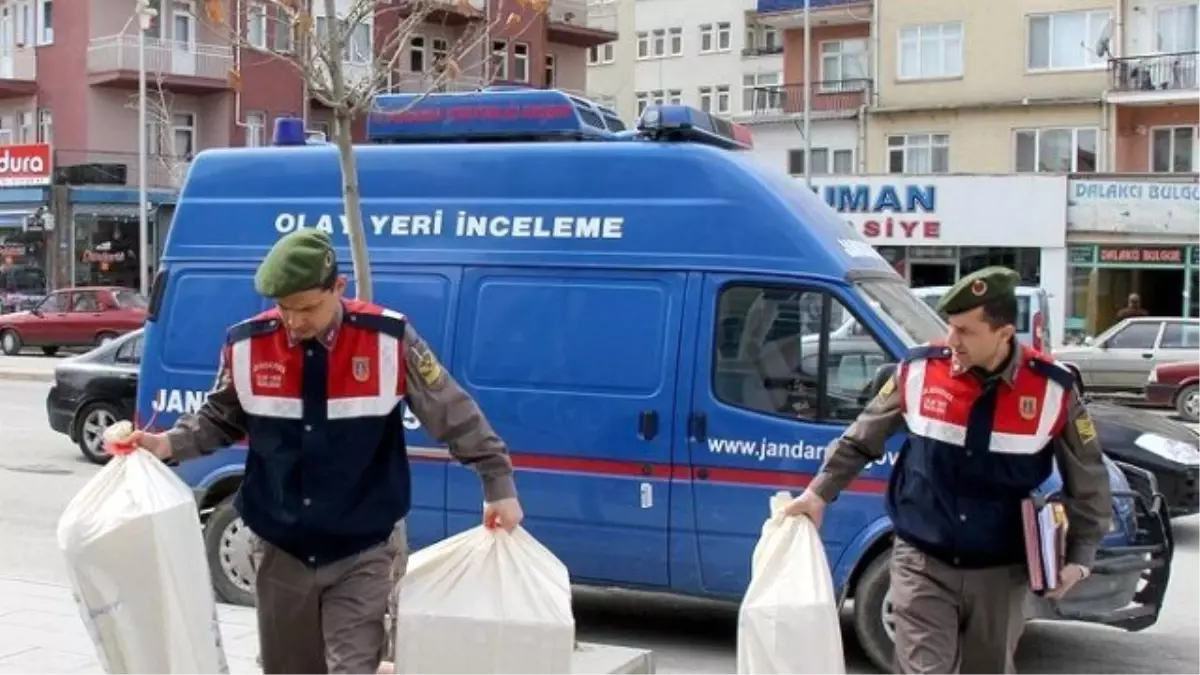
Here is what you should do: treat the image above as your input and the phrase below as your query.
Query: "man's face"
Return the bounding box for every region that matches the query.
[945,306,1014,371]
[276,277,346,340]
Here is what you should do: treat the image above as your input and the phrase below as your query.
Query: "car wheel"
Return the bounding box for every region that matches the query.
[204,497,257,607]
[41,346,59,356]
[95,331,118,346]
[75,403,119,465]
[853,549,895,673]
[0,329,21,355]
[1176,384,1200,424]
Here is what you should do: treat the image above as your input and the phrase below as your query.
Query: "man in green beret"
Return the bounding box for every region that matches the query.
[784,265,1111,674]
[133,228,524,674]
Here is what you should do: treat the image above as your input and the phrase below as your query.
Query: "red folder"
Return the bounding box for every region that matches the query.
[1022,497,1068,594]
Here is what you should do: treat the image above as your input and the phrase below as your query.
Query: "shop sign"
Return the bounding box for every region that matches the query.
[809,175,1067,248]
[0,143,52,187]
[1097,246,1186,265]
[1067,179,1199,236]
[1068,245,1096,265]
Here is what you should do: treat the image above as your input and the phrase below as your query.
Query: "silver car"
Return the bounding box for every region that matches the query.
[1054,317,1200,393]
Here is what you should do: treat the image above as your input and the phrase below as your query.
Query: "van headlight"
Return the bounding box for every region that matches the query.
[1135,433,1200,466]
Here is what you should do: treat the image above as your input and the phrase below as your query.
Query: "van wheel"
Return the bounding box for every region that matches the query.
[853,550,895,673]
[1176,384,1199,423]
[204,497,257,607]
[0,329,21,355]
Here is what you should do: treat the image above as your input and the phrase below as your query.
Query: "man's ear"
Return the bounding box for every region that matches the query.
[333,275,348,296]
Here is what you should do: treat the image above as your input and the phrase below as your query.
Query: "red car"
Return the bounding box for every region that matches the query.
[1146,361,1200,423]
[0,286,148,356]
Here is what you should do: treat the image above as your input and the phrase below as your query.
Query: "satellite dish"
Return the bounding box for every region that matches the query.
[1093,19,1114,58]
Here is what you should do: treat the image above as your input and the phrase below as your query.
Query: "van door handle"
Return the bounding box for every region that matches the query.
[687,412,707,441]
[638,410,658,441]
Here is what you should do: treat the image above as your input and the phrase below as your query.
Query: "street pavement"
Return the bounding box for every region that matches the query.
[0,374,1196,674]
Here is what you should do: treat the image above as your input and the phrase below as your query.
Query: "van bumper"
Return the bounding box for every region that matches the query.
[1030,486,1174,632]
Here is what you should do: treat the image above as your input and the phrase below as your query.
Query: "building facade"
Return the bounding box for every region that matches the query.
[0,0,612,295]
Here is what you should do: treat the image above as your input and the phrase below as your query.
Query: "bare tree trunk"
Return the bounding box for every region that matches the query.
[323,0,372,302]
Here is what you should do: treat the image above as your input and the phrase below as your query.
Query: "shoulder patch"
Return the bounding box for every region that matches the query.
[226,316,283,344]
[346,310,407,339]
[904,344,951,363]
[1027,357,1077,391]
[878,375,896,397]
[1075,413,1098,444]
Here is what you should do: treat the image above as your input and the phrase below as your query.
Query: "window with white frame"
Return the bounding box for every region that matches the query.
[699,86,713,112]
[17,111,33,143]
[245,112,266,147]
[1156,3,1199,53]
[1151,125,1197,173]
[1027,10,1110,71]
[652,29,666,57]
[432,37,448,70]
[491,40,508,80]
[149,113,197,158]
[832,149,854,174]
[589,42,615,64]
[668,27,683,56]
[544,54,555,87]
[898,22,963,80]
[36,0,52,45]
[273,4,292,52]
[717,22,731,51]
[410,36,426,72]
[637,31,649,59]
[789,149,854,175]
[37,108,51,144]
[742,72,782,113]
[887,133,949,173]
[16,1,31,46]
[820,39,868,89]
[248,2,267,48]
[699,24,715,53]
[315,17,371,63]
[746,25,779,53]
[0,118,11,145]
[667,89,683,105]
[513,42,530,82]
[650,90,665,105]
[715,85,731,114]
[635,92,649,115]
[1013,127,1098,172]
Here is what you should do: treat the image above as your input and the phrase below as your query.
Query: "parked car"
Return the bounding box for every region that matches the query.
[912,285,1052,351]
[1053,317,1200,394]
[1146,361,1200,423]
[0,286,147,356]
[1089,398,1199,517]
[46,329,143,464]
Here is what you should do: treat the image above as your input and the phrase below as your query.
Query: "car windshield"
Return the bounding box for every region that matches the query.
[916,291,1032,333]
[114,289,149,309]
[856,279,946,348]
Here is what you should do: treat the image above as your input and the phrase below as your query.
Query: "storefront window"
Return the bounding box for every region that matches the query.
[0,225,48,299]
[1189,268,1199,318]
[1064,266,1093,343]
[959,247,1041,285]
[74,214,141,289]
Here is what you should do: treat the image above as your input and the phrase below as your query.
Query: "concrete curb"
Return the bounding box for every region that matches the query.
[0,370,54,383]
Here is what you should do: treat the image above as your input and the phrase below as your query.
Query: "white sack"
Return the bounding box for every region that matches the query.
[393,525,574,674]
[56,448,229,674]
[737,491,845,675]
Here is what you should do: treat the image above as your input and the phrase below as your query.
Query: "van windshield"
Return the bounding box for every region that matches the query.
[856,279,947,348]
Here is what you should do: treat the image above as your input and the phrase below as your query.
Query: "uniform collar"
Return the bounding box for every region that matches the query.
[285,301,343,349]
[950,339,1020,386]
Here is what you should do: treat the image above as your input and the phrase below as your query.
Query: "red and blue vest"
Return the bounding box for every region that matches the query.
[886,342,1077,568]
[224,299,412,567]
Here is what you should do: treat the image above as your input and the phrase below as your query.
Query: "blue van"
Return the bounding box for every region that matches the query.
[139,90,1173,672]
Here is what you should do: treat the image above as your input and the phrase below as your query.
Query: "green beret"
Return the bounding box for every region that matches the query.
[255,229,336,298]
[936,266,1020,316]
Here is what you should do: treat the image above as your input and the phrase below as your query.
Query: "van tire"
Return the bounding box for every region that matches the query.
[204,497,257,607]
[852,550,895,673]
[0,329,21,355]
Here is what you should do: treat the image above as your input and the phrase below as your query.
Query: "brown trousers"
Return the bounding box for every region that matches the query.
[249,522,409,674]
[889,539,1028,674]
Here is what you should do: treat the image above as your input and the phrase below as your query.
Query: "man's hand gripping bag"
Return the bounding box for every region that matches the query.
[393,525,574,674]
[737,491,845,675]
[55,434,228,674]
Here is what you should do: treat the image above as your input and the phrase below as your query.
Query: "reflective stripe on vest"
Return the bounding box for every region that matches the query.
[230,307,405,421]
[902,358,1068,455]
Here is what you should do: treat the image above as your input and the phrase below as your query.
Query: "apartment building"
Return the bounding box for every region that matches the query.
[0,0,612,292]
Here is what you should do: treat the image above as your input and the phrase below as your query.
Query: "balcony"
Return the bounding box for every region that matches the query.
[547,0,618,48]
[755,0,870,28]
[735,79,869,123]
[394,0,484,25]
[0,48,37,99]
[1107,51,1198,105]
[87,35,234,95]
[54,149,188,190]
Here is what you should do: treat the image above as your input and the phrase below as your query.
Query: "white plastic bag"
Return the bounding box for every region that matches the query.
[393,525,574,674]
[56,448,229,674]
[737,491,845,675]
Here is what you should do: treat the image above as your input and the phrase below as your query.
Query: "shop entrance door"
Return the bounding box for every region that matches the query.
[910,262,957,288]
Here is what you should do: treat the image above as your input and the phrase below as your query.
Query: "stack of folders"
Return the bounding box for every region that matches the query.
[1021,497,1068,594]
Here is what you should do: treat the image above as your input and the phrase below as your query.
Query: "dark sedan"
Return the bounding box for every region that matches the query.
[46,329,142,464]
[1090,399,1199,517]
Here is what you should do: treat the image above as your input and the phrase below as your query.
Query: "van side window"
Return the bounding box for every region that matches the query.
[715,285,891,423]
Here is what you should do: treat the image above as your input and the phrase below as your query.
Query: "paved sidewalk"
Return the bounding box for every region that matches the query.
[0,356,59,383]
[0,577,262,674]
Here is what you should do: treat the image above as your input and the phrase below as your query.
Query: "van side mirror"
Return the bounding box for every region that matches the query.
[861,362,898,404]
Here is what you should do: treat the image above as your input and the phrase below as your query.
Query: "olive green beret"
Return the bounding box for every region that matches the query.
[936,266,1020,316]
[255,229,336,298]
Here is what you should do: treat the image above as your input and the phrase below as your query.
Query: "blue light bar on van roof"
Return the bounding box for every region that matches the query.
[366,89,616,143]
[273,117,308,146]
[636,105,754,150]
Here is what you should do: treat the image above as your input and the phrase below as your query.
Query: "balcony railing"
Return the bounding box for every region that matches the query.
[742,45,785,57]
[1109,51,1198,94]
[757,0,868,12]
[741,79,870,118]
[387,73,487,93]
[549,0,588,25]
[0,47,36,81]
[87,35,233,81]
[54,149,189,190]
